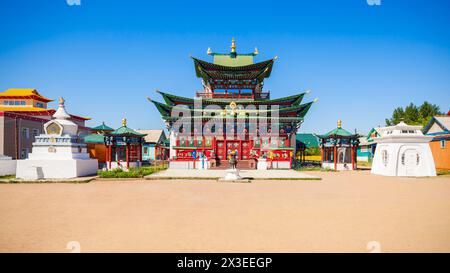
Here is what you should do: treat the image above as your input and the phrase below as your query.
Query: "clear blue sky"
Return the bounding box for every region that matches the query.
[1,0,449,134]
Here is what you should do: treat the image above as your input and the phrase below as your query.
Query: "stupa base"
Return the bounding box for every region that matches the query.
[16,159,98,180]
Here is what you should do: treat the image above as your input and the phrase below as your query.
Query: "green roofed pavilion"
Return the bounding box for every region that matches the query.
[317,120,360,171]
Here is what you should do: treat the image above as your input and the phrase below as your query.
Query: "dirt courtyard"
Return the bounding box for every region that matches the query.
[1,171,449,253]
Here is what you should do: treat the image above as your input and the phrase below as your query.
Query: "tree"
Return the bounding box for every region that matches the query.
[385,102,443,127]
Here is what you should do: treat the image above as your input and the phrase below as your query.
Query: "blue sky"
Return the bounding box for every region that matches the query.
[0,0,449,134]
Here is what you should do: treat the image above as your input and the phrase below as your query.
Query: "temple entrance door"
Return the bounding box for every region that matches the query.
[241,141,251,160]
[216,141,226,161]
[226,141,240,159]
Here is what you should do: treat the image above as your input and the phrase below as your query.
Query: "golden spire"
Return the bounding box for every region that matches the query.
[254,47,259,55]
[337,120,342,128]
[207,47,212,55]
[230,37,236,53]
[122,118,127,127]
[58,97,65,105]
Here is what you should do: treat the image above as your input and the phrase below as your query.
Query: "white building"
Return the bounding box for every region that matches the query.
[371,121,436,177]
[16,98,98,179]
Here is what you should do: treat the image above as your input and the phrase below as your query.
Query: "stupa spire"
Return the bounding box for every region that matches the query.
[53,97,71,120]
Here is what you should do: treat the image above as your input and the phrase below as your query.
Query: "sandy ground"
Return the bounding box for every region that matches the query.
[0,171,449,253]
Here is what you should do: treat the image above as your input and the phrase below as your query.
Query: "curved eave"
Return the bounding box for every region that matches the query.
[151,100,313,117]
[155,90,307,106]
[316,134,360,139]
[192,57,274,81]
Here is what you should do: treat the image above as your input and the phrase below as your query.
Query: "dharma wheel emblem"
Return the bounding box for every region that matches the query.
[229,101,237,109]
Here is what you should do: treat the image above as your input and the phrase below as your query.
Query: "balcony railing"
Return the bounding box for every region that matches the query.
[196,91,270,100]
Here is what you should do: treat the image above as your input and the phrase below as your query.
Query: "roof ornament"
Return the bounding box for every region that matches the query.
[230,38,236,53]
[337,120,342,128]
[207,47,212,55]
[254,47,259,55]
[122,118,127,127]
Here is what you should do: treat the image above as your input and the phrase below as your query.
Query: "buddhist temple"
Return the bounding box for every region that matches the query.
[317,120,359,171]
[149,39,316,169]
[104,118,146,170]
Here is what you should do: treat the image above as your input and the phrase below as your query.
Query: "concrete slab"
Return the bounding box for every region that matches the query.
[145,169,320,180]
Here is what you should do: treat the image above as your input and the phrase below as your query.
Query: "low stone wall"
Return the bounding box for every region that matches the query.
[0,159,16,176]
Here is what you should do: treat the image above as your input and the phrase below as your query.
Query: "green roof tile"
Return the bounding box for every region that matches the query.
[84,134,105,143]
[110,126,147,137]
[92,122,114,131]
[296,133,319,148]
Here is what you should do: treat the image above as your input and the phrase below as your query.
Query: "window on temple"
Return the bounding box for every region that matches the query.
[441,140,446,149]
[21,148,29,159]
[21,128,29,139]
[36,102,44,108]
[32,129,39,138]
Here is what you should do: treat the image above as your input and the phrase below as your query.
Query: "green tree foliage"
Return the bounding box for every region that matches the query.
[386,102,442,126]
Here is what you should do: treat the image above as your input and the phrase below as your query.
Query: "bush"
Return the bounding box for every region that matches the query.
[98,165,167,178]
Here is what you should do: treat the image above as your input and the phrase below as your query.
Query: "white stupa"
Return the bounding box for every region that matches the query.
[16,98,98,179]
[371,121,436,177]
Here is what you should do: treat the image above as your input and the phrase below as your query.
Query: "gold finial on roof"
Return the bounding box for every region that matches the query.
[207,47,212,55]
[230,38,236,53]
[58,97,65,105]
[337,120,342,128]
[122,118,127,127]
[254,47,259,55]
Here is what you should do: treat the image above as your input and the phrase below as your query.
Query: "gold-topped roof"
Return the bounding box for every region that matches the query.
[0,88,53,103]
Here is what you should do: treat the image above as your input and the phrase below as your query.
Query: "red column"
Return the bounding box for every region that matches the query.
[126,144,130,169]
[321,147,324,162]
[108,145,112,170]
[351,145,355,170]
[104,144,108,166]
[334,145,337,170]
[239,139,242,160]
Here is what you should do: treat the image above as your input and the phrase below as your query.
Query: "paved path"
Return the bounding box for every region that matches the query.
[146,169,319,180]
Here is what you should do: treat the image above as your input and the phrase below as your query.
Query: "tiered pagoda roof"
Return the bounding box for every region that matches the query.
[148,96,316,123]
[154,90,308,106]
[193,57,274,83]
[0,88,53,103]
[149,39,316,130]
